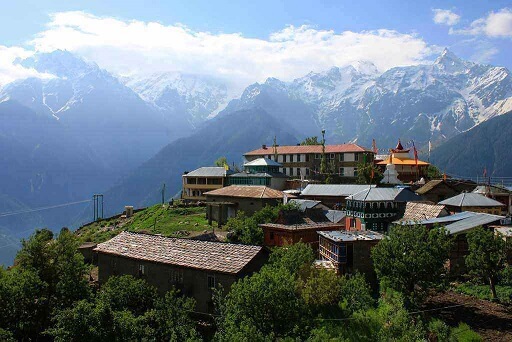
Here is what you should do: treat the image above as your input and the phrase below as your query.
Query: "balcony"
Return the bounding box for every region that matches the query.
[184,184,223,190]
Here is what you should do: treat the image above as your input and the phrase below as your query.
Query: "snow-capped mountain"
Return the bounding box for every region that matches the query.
[124,72,229,126]
[0,50,177,175]
[221,49,512,149]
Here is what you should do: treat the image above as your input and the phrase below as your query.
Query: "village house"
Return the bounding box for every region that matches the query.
[227,158,288,190]
[182,167,233,202]
[300,184,376,209]
[244,143,374,180]
[375,140,429,183]
[473,185,512,215]
[415,179,477,203]
[345,187,421,232]
[318,230,384,285]
[204,185,292,225]
[260,199,344,249]
[94,231,268,313]
[439,192,505,215]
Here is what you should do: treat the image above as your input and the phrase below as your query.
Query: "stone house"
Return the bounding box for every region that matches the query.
[94,231,268,313]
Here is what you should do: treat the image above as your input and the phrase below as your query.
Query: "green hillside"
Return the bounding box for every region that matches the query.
[431,111,512,178]
[75,205,215,244]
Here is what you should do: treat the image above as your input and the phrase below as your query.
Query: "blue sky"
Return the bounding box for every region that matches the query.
[1,1,511,90]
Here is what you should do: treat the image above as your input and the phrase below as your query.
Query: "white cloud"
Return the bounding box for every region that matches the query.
[451,8,512,38]
[432,9,461,26]
[26,11,435,92]
[0,46,53,88]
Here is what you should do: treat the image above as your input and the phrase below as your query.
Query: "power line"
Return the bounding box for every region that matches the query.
[0,199,92,218]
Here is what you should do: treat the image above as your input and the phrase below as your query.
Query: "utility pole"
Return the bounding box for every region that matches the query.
[161,183,166,205]
[92,194,104,221]
[320,129,327,175]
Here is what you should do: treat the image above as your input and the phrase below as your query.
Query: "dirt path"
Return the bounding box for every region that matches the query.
[424,291,512,341]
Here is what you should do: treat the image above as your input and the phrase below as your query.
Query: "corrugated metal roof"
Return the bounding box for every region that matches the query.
[394,211,478,226]
[288,199,326,211]
[301,184,376,197]
[185,167,231,177]
[444,213,504,235]
[323,210,346,223]
[439,192,505,207]
[318,230,384,242]
[244,158,282,167]
[229,171,288,179]
[348,187,421,202]
[204,185,292,199]
[245,144,371,156]
[473,185,512,195]
[94,232,262,274]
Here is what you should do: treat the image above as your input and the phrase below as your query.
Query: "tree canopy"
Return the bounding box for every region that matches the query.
[371,224,452,306]
[300,136,321,145]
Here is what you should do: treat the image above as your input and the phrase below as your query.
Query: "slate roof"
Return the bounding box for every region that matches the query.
[439,192,505,207]
[318,230,384,242]
[185,167,232,177]
[260,222,343,231]
[416,179,477,195]
[348,187,421,202]
[245,144,371,156]
[244,158,282,167]
[301,184,376,197]
[399,202,448,222]
[444,213,504,235]
[94,231,262,274]
[204,185,293,199]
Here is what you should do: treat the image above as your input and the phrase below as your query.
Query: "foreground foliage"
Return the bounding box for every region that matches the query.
[372,224,452,306]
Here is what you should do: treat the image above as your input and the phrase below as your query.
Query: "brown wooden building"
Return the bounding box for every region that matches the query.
[204,185,293,225]
[94,232,268,313]
[415,179,476,203]
[318,230,384,286]
[439,192,505,215]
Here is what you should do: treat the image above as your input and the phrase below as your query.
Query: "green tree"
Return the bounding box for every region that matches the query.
[426,165,442,179]
[214,156,228,167]
[1,228,91,340]
[372,225,452,306]
[225,212,264,245]
[300,136,321,145]
[338,273,375,315]
[465,227,507,300]
[356,162,383,185]
[268,242,315,275]
[215,266,310,341]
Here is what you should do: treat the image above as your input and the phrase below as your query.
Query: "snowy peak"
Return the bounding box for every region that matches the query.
[433,48,471,74]
[17,50,100,79]
[352,60,379,76]
[125,72,229,124]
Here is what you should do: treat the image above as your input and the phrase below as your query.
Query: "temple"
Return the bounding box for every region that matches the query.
[375,139,429,183]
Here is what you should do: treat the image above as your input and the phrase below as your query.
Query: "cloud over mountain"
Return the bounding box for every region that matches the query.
[15,11,437,93]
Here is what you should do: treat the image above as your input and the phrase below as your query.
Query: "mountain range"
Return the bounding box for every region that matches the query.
[0,48,511,264]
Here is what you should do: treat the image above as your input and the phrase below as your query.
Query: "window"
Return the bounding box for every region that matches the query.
[339,154,344,162]
[339,167,345,176]
[306,168,310,175]
[305,154,309,162]
[138,264,145,276]
[350,218,356,228]
[296,168,301,176]
[315,153,321,159]
[207,275,216,289]
[330,153,335,159]
[353,168,358,177]
[170,269,184,284]
[269,232,274,240]
[355,153,359,162]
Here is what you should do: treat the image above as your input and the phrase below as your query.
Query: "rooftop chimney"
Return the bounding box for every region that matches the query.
[262,144,267,149]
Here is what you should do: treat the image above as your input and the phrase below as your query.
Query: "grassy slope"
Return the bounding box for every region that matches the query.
[75,205,213,244]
